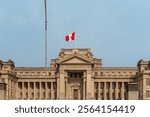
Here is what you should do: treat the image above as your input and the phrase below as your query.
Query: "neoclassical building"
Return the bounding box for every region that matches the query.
[0,48,150,100]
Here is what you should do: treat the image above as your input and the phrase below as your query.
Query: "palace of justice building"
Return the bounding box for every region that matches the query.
[0,48,150,100]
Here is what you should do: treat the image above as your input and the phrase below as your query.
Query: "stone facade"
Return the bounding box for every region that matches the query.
[0,48,150,100]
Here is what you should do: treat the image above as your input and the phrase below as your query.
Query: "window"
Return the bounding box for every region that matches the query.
[124,82,128,89]
[26,72,29,75]
[24,82,28,89]
[18,82,22,89]
[94,82,98,89]
[30,82,34,89]
[37,72,40,75]
[100,72,103,76]
[31,93,34,99]
[47,82,51,89]
[106,82,110,89]
[53,82,57,89]
[68,72,83,78]
[32,72,35,75]
[101,93,104,100]
[146,91,150,98]
[129,72,132,75]
[112,93,115,100]
[37,92,40,99]
[100,82,104,89]
[106,72,109,75]
[112,82,116,89]
[20,72,23,75]
[0,85,3,90]
[146,79,150,86]
[43,72,46,75]
[118,82,122,89]
[36,82,39,89]
[49,72,51,76]
[42,82,45,89]
[107,93,109,100]
[20,92,22,99]
[118,93,121,100]
[26,93,28,99]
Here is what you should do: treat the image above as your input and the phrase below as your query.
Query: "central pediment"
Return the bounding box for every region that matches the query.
[58,55,93,65]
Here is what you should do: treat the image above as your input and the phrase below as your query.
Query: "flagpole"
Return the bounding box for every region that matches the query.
[74,38,76,49]
[44,0,48,99]
[74,32,76,49]
[44,0,48,67]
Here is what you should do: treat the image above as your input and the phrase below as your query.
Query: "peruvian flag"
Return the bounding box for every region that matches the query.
[65,32,75,41]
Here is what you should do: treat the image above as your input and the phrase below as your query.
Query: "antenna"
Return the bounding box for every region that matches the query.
[44,0,48,67]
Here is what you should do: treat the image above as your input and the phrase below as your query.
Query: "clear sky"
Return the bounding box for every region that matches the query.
[0,0,150,67]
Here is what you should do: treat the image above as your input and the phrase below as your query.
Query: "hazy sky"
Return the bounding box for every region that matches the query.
[0,0,150,67]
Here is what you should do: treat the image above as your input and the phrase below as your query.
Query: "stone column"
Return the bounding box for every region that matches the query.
[57,77,60,99]
[16,82,19,99]
[110,82,112,100]
[91,78,94,99]
[8,79,10,99]
[22,82,24,99]
[104,82,106,99]
[83,79,86,100]
[59,69,65,99]
[39,82,42,99]
[66,80,69,99]
[98,82,100,100]
[45,81,47,99]
[34,82,36,99]
[86,70,92,99]
[121,82,124,100]
[115,82,118,100]
[51,82,54,99]
[28,82,30,99]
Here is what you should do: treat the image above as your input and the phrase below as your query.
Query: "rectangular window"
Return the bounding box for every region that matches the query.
[112,93,115,100]
[106,72,109,75]
[118,93,121,100]
[124,82,128,89]
[31,93,34,99]
[100,93,104,100]
[118,82,122,89]
[30,82,34,89]
[0,85,2,90]
[100,72,103,76]
[20,92,22,99]
[24,82,28,89]
[18,82,22,89]
[107,93,109,100]
[37,92,40,99]
[112,82,116,89]
[106,82,110,89]
[100,82,104,89]
[26,93,28,99]
[37,72,40,75]
[94,82,98,89]
[53,82,57,89]
[146,79,150,86]
[36,82,39,89]
[47,82,51,89]
[42,82,45,89]
[146,91,150,98]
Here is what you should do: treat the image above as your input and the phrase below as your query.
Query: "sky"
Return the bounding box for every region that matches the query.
[0,0,150,67]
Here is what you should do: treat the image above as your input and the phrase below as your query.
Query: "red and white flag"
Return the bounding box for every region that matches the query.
[65,32,75,41]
